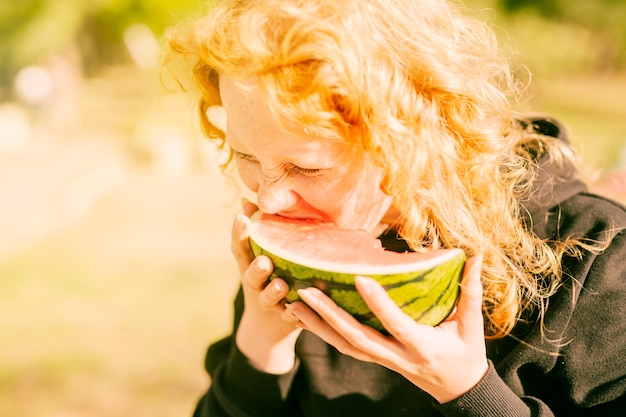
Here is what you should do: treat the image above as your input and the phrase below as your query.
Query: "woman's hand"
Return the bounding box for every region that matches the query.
[289,255,488,403]
[232,202,302,374]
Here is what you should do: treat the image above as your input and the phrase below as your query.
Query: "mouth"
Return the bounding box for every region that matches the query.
[266,211,332,225]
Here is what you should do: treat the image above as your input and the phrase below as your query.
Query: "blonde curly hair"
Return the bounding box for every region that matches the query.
[163,0,592,339]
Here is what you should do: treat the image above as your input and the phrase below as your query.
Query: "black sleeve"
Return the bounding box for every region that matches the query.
[437,198,626,416]
[192,288,301,417]
[434,361,555,417]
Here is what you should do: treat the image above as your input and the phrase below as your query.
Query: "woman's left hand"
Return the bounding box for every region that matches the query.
[288,255,488,404]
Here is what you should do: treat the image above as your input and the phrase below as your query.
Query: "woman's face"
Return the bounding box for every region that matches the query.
[219,77,393,234]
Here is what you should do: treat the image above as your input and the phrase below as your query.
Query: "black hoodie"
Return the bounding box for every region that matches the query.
[193,118,626,417]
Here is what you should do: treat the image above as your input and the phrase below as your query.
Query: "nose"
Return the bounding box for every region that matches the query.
[256,175,300,215]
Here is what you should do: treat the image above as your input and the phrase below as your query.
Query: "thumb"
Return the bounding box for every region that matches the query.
[241,198,259,217]
[455,254,484,338]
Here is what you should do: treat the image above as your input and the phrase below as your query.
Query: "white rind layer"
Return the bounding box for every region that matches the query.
[249,212,464,275]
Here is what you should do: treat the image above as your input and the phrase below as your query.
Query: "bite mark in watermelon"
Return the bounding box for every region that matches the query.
[249,212,466,332]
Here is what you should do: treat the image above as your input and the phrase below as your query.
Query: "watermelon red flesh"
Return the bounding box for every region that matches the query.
[249,212,464,277]
[248,212,466,331]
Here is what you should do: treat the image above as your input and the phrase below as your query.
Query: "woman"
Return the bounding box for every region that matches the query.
[163,0,626,415]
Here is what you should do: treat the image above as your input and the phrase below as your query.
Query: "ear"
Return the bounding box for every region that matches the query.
[206,105,227,132]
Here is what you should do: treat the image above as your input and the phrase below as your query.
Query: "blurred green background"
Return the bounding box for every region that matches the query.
[0,1,624,416]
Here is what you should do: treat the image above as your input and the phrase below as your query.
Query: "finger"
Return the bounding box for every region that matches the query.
[297,287,360,327]
[258,277,288,308]
[354,276,426,344]
[455,255,484,339]
[297,287,400,358]
[241,198,258,217]
[289,295,377,362]
[285,301,316,327]
[281,303,301,324]
[241,255,273,291]
[231,213,254,274]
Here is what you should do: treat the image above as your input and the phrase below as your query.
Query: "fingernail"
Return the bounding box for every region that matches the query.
[285,303,302,319]
[271,280,284,295]
[236,213,248,230]
[255,256,270,272]
[297,288,318,307]
[355,276,373,296]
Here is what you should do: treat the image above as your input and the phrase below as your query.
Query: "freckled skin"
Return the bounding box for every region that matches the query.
[220,76,395,233]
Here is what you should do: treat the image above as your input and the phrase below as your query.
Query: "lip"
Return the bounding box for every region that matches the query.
[270,212,333,224]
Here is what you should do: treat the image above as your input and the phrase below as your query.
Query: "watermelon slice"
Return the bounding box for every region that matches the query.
[249,212,466,332]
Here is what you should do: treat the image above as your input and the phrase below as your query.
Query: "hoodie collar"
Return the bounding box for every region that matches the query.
[517,117,588,239]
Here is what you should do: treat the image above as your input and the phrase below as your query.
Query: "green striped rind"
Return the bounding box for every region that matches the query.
[250,239,466,332]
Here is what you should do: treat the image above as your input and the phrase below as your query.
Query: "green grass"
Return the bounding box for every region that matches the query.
[0,168,241,417]
[0,67,242,416]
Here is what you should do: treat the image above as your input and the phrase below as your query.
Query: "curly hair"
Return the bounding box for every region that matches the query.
[162,0,595,339]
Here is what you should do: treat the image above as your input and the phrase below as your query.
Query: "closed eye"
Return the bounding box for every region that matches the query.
[232,148,321,177]
[289,165,321,176]
[232,150,257,163]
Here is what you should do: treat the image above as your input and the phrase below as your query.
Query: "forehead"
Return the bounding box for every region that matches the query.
[219,77,286,146]
[219,76,367,169]
[219,77,258,113]
[219,75,348,142]
[220,76,337,146]
[219,77,272,121]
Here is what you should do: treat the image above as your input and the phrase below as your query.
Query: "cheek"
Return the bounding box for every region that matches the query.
[235,160,260,192]
[341,162,391,213]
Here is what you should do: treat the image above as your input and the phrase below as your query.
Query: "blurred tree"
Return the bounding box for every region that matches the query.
[498,0,626,70]
[500,0,560,15]
[78,0,205,74]
[0,0,85,94]
[2,0,624,98]
[0,0,202,97]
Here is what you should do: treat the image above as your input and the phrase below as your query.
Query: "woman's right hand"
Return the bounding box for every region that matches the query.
[232,202,303,374]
